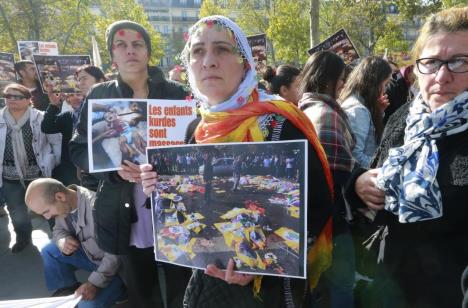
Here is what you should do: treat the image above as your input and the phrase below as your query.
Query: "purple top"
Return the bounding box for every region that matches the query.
[129,183,154,248]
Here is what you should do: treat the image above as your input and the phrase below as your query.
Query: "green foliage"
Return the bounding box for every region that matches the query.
[199,0,228,18]
[266,0,309,65]
[374,17,409,54]
[0,0,163,69]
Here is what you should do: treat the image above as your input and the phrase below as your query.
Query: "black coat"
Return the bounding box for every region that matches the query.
[41,104,79,185]
[346,102,468,308]
[69,69,187,254]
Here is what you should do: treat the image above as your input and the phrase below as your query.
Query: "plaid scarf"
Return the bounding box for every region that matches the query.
[376,91,468,223]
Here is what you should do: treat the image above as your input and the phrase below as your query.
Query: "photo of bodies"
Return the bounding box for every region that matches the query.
[88,99,147,172]
[33,55,90,93]
[148,140,307,278]
[308,29,360,64]
[0,52,16,93]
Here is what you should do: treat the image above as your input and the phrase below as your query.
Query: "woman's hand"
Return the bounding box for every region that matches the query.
[205,259,255,286]
[355,169,385,210]
[140,163,158,195]
[117,160,142,183]
[377,94,390,113]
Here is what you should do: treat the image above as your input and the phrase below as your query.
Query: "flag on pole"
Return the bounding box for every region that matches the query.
[92,36,102,69]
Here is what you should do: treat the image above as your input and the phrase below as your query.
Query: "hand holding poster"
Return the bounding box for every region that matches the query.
[148,141,308,278]
[33,55,91,93]
[0,52,16,93]
[88,99,196,172]
[308,29,360,64]
[17,41,59,61]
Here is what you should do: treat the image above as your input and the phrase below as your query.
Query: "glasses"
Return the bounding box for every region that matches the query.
[4,94,27,100]
[416,56,468,74]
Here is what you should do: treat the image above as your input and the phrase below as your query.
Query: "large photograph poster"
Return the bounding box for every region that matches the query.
[88,99,195,173]
[0,52,16,93]
[17,41,58,61]
[247,34,267,72]
[33,55,90,93]
[148,140,308,278]
[308,29,360,64]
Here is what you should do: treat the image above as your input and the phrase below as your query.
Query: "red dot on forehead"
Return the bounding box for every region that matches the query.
[117,30,126,37]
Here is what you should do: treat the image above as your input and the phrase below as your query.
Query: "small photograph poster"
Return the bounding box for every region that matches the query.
[0,52,16,93]
[33,55,90,93]
[0,99,5,109]
[247,33,267,72]
[88,99,148,172]
[148,140,308,278]
[308,29,360,64]
[88,99,196,173]
[17,41,59,61]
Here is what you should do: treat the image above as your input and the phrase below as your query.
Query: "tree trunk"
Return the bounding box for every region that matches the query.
[309,0,319,47]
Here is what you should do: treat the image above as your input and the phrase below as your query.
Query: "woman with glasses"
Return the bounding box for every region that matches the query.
[346,7,468,307]
[41,65,106,187]
[0,83,61,252]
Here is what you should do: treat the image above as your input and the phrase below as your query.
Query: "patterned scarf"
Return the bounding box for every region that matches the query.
[196,89,334,289]
[3,108,31,187]
[376,91,468,223]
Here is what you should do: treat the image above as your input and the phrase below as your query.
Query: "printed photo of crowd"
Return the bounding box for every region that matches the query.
[148,140,308,278]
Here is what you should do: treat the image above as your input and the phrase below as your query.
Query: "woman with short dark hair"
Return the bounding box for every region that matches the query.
[0,83,61,252]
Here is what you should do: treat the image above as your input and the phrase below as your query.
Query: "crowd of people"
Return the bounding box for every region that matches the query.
[0,6,465,308]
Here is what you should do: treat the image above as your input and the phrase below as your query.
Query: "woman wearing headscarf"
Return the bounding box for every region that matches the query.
[141,15,334,307]
[346,7,468,307]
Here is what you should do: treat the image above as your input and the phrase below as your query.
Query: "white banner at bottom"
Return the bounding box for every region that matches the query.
[0,294,81,308]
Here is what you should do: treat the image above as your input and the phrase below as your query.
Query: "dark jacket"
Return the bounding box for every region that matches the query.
[41,104,79,185]
[69,69,187,254]
[183,115,333,308]
[345,102,468,308]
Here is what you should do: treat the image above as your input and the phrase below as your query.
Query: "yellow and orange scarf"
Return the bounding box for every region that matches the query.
[195,90,334,291]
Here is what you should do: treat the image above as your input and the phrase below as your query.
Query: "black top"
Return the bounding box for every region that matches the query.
[346,102,468,308]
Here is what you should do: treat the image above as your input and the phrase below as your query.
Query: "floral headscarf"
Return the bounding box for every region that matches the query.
[181,15,259,112]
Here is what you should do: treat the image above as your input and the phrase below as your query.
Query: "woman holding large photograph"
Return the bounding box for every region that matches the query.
[141,15,334,307]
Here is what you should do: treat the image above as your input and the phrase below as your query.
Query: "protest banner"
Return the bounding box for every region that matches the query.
[33,55,90,93]
[17,41,59,61]
[148,140,308,278]
[0,52,16,93]
[247,34,267,72]
[308,29,360,64]
[88,99,195,173]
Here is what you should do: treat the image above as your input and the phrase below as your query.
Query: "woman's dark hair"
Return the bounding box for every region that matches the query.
[299,51,345,98]
[75,65,106,82]
[262,64,300,95]
[339,56,392,140]
[3,83,32,99]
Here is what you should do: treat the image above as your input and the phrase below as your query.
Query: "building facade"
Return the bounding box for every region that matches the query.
[137,0,202,70]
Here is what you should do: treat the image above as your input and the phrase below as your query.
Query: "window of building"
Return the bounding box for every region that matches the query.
[194,0,201,5]
[163,25,169,34]
[180,0,187,4]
